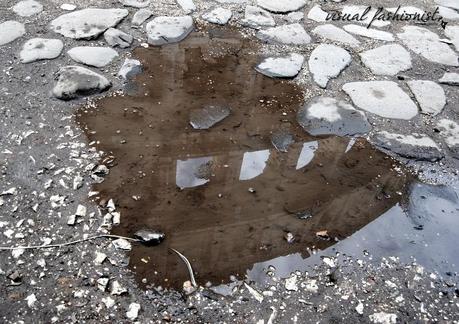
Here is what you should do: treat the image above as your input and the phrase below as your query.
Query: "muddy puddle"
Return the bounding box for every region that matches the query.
[76,27,411,289]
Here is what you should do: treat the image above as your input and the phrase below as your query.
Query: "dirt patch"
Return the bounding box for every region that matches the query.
[75,27,410,289]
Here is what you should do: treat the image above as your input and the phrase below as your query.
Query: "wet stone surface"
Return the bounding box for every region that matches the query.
[75,28,411,289]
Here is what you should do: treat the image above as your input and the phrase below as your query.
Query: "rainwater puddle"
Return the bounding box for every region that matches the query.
[76,28,412,289]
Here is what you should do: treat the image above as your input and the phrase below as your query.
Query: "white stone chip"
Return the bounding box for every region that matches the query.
[126,303,141,320]
[177,0,196,14]
[202,8,232,25]
[343,24,394,42]
[67,47,119,67]
[255,53,304,78]
[307,5,328,22]
[439,72,459,85]
[256,23,311,45]
[112,238,132,250]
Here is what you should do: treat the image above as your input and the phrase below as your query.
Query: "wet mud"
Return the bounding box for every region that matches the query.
[76,27,411,288]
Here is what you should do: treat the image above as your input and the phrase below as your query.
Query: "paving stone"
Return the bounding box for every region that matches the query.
[132,9,153,27]
[343,24,394,41]
[284,11,304,23]
[297,97,371,136]
[104,28,133,48]
[387,6,425,15]
[373,131,443,162]
[397,26,458,66]
[307,5,328,22]
[52,66,111,100]
[308,44,351,88]
[60,3,76,11]
[439,72,459,85]
[342,81,418,120]
[20,38,64,63]
[312,24,360,47]
[360,44,412,76]
[0,21,25,46]
[119,0,150,8]
[256,23,311,45]
[436,119,459,154]
[435,0,459,11]
[445,25,459,51]
[242,5,275,28]
[12,0,43,17]
[255,53,304,78]
[177,0,196,14]
[67,47,119,68]
[118,59,142,80]
[407,80,446,116]
[202,8,232,25]
[256,0,306,13]
[50,8,129,39]
[146,16,193,45]
[438,6,459,21]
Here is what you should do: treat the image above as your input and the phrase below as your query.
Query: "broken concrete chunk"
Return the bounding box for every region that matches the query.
[118,58,142,80]
[134,229,165,245]
[110,280,128,295]
[104,28,133,48]
[255,53,304,78]
[52,66,111,100]
[50,9,129,39]
[189,105,231,129]
[146,16,193,45]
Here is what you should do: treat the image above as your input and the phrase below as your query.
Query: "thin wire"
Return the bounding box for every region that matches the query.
[171,248,197,287]
[0,234,141,250]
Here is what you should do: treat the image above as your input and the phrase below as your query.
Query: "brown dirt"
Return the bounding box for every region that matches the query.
[75,27,410,289]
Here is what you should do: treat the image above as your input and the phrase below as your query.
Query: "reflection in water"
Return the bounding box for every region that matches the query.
[76,28,411,288]
[296,141,319,170]
[248,182,459,285]
[239,149,271,181]
[176,157,213,189]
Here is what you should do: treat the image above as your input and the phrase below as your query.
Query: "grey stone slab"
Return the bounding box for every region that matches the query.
[242,5,275,28]
[312,24,360,47]
[309,44,351,88]
[407,80,446,116]
[255,53,304,78]
[343,24,394,42]
[439,72,459,85]
[0,21,25,46]
[68,47,119,67]
[20,38,64,63]
[132,9,153,27]
[256,23,311,45]
[12,0,43,17]
[104,28,133,48]
[257,0,306,13]
[146,16,194,45]
[360,44,412,76]
[202,8,232,25]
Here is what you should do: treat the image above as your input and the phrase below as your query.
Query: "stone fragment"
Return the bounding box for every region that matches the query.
[202,8,232,25]
[20,38,64,63]
[134,229,165,245]
[285,274,298,291]
[110,280,127,295]
[397,26,458,66]
[309,44,351,88]
[52,66,111,100]
[50,9,129,39]
[439,72,459,85]
[126,303,141,320]
[68,47,118,67]
[343,24,394,41]
[436,119,459,153]
[312,24,360,47]
[255,53,304,78]
[373,131,443,161]
[177,0,196,14]
[132,9,153,27]
[146,16,193,45]
[284,11,304,23]
[12,0,43,17]
[25,294,37,308]
[256,23,311,45]
[118,58,142,80]
[445,25,459,51]
[360,44,412,76]
[104,28,133,48]
[407,80,446,115]
[298,97,371,136]
[112,238,132,250]
[307,5,327,22]
[435,0,459,11]
[60,3,76,11]
[119,0,150,8]
[257,0,306,13]
[343,81,418,120]
[0,21,25,46]
[369,312,397,324]
[189,105,231,129]
[439,6,459,21]
[242,5,275,28]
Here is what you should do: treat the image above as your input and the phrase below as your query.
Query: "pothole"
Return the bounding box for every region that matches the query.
[76,27,411,289]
